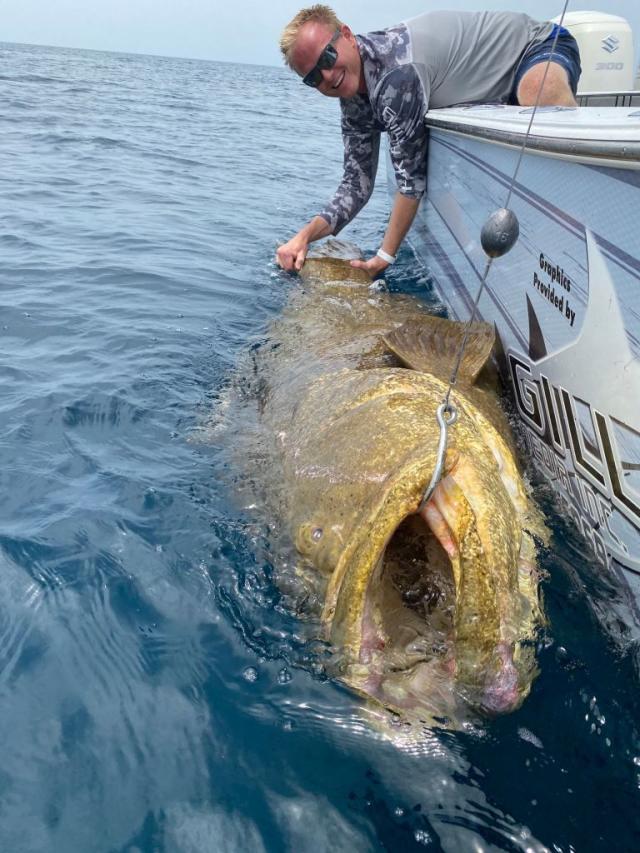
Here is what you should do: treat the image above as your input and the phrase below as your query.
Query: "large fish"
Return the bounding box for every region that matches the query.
[223,241,545,726]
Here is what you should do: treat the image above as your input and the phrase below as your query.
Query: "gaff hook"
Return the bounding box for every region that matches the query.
[419,402,458,511]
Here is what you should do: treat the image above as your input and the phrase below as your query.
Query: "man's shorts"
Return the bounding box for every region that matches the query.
[510,24,582,101]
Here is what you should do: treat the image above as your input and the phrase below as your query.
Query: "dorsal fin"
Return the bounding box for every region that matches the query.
[383,315,495,385]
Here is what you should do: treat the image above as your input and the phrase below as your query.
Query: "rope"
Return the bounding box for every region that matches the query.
[421,0,572,507]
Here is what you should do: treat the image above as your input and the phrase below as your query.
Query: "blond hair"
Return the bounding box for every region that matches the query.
[279,5,343,67]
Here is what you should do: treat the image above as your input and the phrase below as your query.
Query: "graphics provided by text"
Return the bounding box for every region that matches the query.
[531,253,576,327]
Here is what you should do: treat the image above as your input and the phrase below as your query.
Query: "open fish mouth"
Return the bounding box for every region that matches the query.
[356,512,461,718]
[324,455,542,724]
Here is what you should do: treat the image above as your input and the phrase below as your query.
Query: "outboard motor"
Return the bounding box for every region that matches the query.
[554,11,635,92]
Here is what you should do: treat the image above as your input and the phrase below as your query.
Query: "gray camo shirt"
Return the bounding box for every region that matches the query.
[318,26,421,235]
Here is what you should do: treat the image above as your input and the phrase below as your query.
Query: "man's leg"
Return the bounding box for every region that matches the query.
[517,62,577,107]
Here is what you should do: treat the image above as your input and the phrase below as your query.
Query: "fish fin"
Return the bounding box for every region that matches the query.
[383,315,495,384]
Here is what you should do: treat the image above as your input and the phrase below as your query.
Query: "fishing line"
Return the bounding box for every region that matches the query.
[421,0,572,507]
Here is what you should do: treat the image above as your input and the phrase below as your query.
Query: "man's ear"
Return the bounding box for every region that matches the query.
[341,24,354,42]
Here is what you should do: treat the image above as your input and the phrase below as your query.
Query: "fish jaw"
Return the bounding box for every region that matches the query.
[324,445,543,721]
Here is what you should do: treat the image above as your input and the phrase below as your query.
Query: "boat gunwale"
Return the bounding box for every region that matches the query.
[423,116,640,166]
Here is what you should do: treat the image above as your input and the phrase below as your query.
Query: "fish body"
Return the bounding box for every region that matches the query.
[227,242,545,725]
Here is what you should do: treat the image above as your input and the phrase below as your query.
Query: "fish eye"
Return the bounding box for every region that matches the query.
[295,522,325,555]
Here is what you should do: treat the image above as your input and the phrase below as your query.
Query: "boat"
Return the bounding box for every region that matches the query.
[390,11,640,620]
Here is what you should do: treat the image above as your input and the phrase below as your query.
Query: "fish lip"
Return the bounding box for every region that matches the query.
[338,506,463,722]
[322,457,434,636]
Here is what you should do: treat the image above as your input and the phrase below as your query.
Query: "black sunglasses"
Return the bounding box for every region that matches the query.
[302,31,341,88]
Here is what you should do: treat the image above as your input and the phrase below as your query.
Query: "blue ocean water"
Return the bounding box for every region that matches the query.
[0,40,639,852]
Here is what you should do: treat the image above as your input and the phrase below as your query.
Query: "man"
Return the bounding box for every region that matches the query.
[276,6,581,276]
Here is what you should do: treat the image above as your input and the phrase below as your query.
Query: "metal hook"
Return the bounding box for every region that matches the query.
[419,402,458,510]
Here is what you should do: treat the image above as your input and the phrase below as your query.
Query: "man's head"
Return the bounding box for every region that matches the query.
[279,5,363,99]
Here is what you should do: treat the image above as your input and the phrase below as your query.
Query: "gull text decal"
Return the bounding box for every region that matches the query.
[509,352,640,570]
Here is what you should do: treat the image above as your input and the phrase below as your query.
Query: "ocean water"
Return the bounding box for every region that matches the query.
[0,41,639,852]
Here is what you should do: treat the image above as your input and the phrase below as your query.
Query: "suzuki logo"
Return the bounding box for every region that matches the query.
[601,35,620,53]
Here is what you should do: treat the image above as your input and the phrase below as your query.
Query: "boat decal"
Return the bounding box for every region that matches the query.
[506,231,640,576]
[401,129,640,587]
[433,135,640,289]
[526,294,547,360]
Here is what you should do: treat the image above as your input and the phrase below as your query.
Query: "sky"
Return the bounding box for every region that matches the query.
[2,1,639,67]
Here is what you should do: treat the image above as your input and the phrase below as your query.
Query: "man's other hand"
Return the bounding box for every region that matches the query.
[349,255,389,277]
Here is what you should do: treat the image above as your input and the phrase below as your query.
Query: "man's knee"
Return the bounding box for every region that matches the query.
[517,62,577,107]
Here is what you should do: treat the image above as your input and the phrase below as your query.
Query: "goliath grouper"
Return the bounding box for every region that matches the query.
[226,242,545,725]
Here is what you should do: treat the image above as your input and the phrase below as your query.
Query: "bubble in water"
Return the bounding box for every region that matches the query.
[277,667,292,684]
[243,666,259,683]
[414,829,432,846]
[394,807,404,817]
[518,727,544,749]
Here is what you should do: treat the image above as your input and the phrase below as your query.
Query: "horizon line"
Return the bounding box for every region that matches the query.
[0,38,282,70]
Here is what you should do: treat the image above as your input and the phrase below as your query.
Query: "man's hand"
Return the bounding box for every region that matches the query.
[276,235,309,272]
[349,255,389,278]
[276,217,333,272]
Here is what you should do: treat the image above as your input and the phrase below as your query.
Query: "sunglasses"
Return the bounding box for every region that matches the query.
[302,31,341,88]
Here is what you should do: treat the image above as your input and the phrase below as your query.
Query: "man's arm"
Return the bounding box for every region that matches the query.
[276,100,380,272]
[352,65,430,276]
[350,192,420,275]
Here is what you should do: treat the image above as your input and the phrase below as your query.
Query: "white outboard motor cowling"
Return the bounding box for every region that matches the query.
[553,10,635,92]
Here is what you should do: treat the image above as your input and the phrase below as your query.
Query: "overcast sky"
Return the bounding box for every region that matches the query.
[2,1,639,66]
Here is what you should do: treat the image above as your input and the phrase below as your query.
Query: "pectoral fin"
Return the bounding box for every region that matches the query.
[383,315,495,385]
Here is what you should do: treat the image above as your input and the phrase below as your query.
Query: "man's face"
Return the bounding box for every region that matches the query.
[291,22,362,99]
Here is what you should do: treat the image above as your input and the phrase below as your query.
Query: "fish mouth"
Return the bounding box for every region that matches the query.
[357,511,462,719]
[323,456,541,723]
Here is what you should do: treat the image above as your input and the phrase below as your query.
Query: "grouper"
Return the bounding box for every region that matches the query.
[223,241,545,725]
